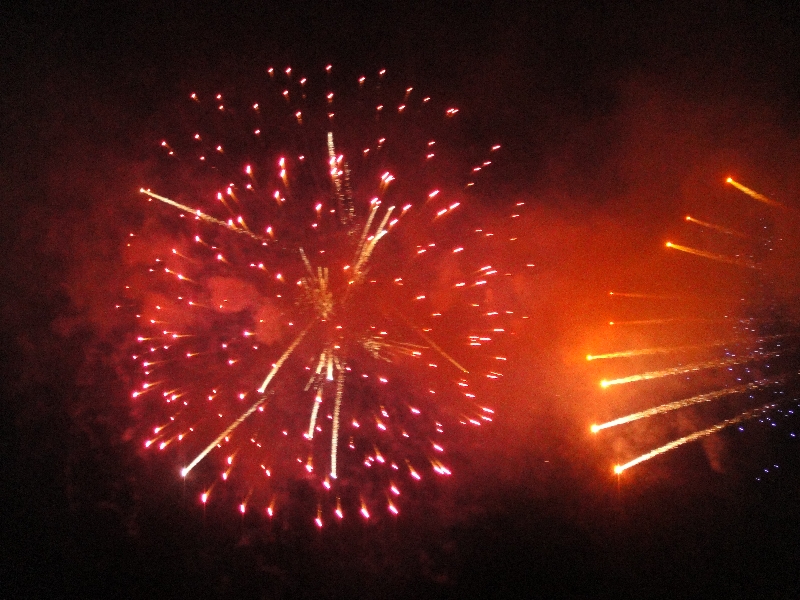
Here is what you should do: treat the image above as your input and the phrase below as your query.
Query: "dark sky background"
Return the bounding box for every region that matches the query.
[4,1,800,597]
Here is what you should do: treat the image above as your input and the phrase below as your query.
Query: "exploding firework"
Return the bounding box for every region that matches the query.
[126,65,527,523]
[587,177,800,475]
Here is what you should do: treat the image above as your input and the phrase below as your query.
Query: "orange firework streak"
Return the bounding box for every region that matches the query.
[684,215,748,238]
[608,317,723,327]
[613,402,774,474]
[599,351,779,388]
[586,339,733,361]
[665,241,759,269]
[591,377,781,432]
[608,291,679,299]
[726,177,784,208]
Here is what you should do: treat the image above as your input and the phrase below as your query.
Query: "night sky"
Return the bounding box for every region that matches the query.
[4,1,800,597]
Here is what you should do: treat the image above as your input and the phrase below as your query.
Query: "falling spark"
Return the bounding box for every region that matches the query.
[599,351,779,388]
[665,241,759,269]
[726,178,783,208]
[613,402,776,474]
[608,291,679,300]
[592,377,782,432]
[133,65,522,518]
[684,215,748,238]
[586,339,735,361]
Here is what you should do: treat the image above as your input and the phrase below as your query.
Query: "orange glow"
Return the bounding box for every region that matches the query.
[612,403,771,474]
[726,177,783,208]
[665,241,759,269]
[599,351,777,388]
[685,215,747,238]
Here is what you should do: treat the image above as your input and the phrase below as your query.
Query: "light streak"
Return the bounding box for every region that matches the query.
[257,326,312,393]
[684,215,748,238]
[306,387,323,440]
[412,327,469,374]
[140,189,270,244]
[329,365,346,479]
[608,291,678,299]
[608,318,722,327]
[613,402,775,474]
[665,241,759,269]
[391,310,469,373]
[586,340,734,361]
[599,351,778,388]
[725,178,783,208]
[181,326,311,477]
[592,377,781,432]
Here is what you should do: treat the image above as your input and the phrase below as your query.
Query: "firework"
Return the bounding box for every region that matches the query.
[726,177,784,209]
[608,291,680,299]
[665,241,759,269]
[598,351,780,388]
[586,339,736,361]
[612,402,778,474]
[591,377,784,432]
[684,215,748,238]
[128,65,524,523]
[589,177,799,475]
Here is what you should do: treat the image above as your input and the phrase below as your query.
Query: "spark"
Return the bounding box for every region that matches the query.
[592,377,783,432]
[684,215,748,238]
[613,402,776,474]
[725,178,783,208]
[665,241,759,269]
[586,340,735,361]
[608,291,679,299]
[599,351,778,388]
[181,326,311,477]
[134,65,520,518]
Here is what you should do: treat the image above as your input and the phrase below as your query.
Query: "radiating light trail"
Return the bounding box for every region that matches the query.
[608,318,722,327]
[587,339,733,361]
[182,326,312,477]
[257,327,313,393]
[134,67,522,519]
[413,327,469,374]
[608,291,678,299]
[684,215,748,238]
[665,241,759,269]
[330,364,346,479]
[140,189,270,243]
[613,402,775,474]
[392,309,469,373]
[726,178,783,208]
[599,351,778,388]
[592,377,781,432]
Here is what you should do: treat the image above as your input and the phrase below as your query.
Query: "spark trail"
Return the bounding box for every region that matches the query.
[607,318,724,326]
[665,241,759,269]
[140,189,270,244]
[591,377,782,432]
[182,325,312,476]
[726,178,783,208]
[586,339,735,361]
[599,351,779,388]
[608,291,679,299]
[684,215,748,238]
[613,402,778,474]
[130,65,524,521]
[590,175,799,479]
